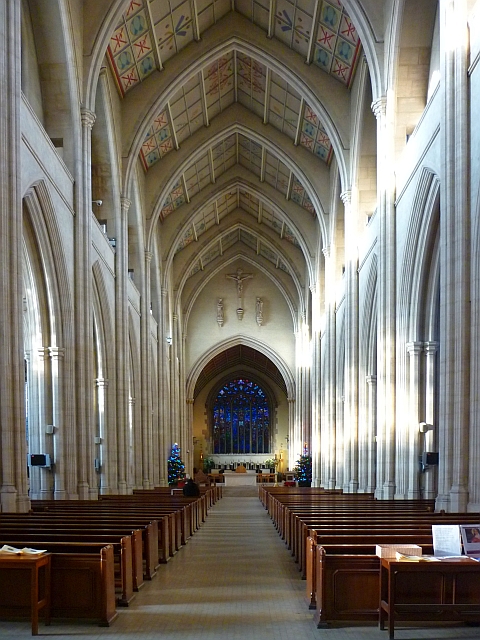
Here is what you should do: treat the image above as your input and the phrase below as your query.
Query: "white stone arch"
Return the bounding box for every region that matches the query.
[186,335,295,402]
[22,181,76,499]
[398,169,440,342]
[358,253,377,494]
[84,0,128,111]
[180,253,300,338]
[341,0,384,101]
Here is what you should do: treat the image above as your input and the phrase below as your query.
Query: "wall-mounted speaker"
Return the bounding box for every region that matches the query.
[29,453,51,468]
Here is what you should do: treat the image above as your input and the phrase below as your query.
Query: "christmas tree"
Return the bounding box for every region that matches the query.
[168,443,185,485]
[294,445,312,486]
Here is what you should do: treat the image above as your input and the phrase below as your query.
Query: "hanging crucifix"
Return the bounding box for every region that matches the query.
[226,267,254,320]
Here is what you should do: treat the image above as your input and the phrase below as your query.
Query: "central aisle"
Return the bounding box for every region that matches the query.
[120,493,320,639]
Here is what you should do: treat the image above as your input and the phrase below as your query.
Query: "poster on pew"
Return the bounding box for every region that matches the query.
[460,525,480,558]
[0,545,46,555]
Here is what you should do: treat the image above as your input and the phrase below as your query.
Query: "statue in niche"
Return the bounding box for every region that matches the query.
[256,297,264,326]
[217,298,224,327]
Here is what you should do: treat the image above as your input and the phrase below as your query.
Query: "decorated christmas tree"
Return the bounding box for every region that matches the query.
[294,445,312,486]
[168,443,185,485]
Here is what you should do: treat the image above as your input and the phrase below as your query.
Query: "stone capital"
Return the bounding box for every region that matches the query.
[37,347,49,361]
[95,378,109,388]
[424,341,439,354]
[366,375,377,386]
[406,341,424,356]
[120,196,132,213]
[145,250,153,263]
[48,347,65,360]
[371,96,387,120]
[340,190,352,206]
[80,108,96,130]
[186,398,195,405]
[322,245,331,258]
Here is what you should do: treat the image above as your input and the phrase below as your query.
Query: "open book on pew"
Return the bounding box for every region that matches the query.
[395,552,440,562]
[0,544,47,555]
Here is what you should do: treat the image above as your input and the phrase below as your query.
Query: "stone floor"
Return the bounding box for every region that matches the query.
[1,489,479,639]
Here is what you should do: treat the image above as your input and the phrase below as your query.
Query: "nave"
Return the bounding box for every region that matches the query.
[1,491,480,640]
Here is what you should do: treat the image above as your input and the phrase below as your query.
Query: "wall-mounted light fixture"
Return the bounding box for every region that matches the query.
[166,336,172,345]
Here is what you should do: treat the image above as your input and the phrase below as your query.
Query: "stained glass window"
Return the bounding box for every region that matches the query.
[212,378,270,454]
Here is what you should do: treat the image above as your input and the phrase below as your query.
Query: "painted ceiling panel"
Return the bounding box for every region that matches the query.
[240,229,257,251]
[196,0,231,31]
[152,0,194,64]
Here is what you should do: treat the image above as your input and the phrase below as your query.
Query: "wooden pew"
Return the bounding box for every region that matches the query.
[0,530,135,606]
[0,542,117,626]
[32,502,166,572]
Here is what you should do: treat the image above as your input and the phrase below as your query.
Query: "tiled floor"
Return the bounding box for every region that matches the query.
[1,490,480,639]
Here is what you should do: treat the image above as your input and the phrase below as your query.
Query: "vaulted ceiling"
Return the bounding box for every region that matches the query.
[101,0,364,390]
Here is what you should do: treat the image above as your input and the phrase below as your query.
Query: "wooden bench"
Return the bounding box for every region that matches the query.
[0,542,117,626]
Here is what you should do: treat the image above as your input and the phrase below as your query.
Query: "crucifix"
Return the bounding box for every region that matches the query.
[226,268,254,320]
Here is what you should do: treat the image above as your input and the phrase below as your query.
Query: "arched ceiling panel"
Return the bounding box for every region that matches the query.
[138,51,334,171]
[144,106,331,240]
[107,0,360,97]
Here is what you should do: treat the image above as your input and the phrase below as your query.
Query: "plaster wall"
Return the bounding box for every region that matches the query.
[394,88,441,292]
[21,98,75,287]
[185,264,295,377]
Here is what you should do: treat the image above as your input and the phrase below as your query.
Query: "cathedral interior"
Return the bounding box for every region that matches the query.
[1,0,479,514]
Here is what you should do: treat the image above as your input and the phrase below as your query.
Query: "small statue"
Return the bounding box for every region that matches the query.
[217,298,224,327]
[256,297,264,326]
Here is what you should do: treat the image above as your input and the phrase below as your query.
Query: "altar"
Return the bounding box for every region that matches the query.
[222,471,258,486]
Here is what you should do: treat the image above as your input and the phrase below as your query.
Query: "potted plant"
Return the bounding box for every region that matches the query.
[294,448,312,487]
[263,458,277,472]
[203,456,214,474]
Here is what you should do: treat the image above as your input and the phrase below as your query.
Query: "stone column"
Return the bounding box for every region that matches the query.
[372,96,396,500]
[436,0,469,512]
[115,196,131,494]
[423,342,438,500]
[0,0,29,512]
[341,190,359,493]
[321,246,337,489]
[406,342,423,499]
[33,348,50,500]
[310,282,322,487]
[171,313,181,446]
[40,347,55,499]
[158,287,169,485]
[95,377,112,494]
[287,397,295,470]
[186,398,195,474]
[129,395,139,490]
[48,347,67,499]
[140,251,153,489]
[76,108,97,499]
[365,375,377,493]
